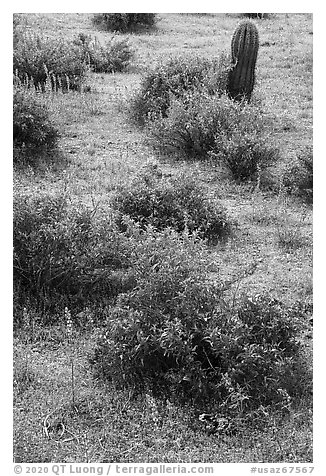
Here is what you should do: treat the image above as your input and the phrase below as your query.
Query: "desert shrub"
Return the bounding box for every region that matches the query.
[90,226,222,394]
[131,54,231,126]
[91,240,311,412]
[230,295,312,403]
[13,193,135,317]
[13,85,59,158]
[148,91,233,158]
[73,33,133,73]
[13,31,88,91]
[112,164,230,242]
[283,146,313,204]
[241,13,269,19]
[148,91,278,180]
[92,13,156,32]
[212,128,279,181]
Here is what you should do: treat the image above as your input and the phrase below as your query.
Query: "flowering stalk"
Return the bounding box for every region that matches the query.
[65,307,75,407]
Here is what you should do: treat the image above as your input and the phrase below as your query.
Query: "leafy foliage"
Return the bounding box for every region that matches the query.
[91,246,311,411]
[131,54,231,125]
[73,33,134,73]
[13,194,135,317]
[13,85,59,158]
[147,91,232,158]
[13,31,88,91]
[90,226,221,394]
[148,91,278,180]
[92,13,157,32]
[113,164,231,242]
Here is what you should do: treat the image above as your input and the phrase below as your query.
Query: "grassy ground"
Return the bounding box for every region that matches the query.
[13,13,313,463]
[14,330,312,463]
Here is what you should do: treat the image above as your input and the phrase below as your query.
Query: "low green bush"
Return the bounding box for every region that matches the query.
[13,194,135,317]
[131,54,231,125]
[147,91,231,158]
[13,85,59,158]
[92,13,156,32]
[73,33,134,73]
[148,91,278,180]
[112,164,231,242]
[90,226,222,395]
[283,146,313,204]
[91,243,311,412]
[13,31,88,91]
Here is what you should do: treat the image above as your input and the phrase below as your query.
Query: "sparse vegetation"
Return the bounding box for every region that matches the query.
[13,13,312,464]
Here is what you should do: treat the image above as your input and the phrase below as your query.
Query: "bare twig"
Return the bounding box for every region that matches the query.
[59,422,66,439]
[43,408,58,439]
[202,347,215,370]
[60,437,75,444]
[119,443,140,455]
[59,428,80,444]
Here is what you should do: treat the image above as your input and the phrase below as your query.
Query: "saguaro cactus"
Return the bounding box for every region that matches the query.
[228,20,259,102]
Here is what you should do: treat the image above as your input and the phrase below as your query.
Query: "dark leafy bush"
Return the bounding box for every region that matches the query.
[131,54,231,126]
[112,164,231,242]
[147,91,232,158]
[241,13,269,19]
[90,226,222,394]
[91,235,311,412]
[13,31,88,91]
[230,295,312,404]
[283,146,313,204]
[92,13,156,32]
[13,193,135,317]
[13,86,59,157]
[73,33,134,73]
[212,128,279,181]
[148,90,278,180]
